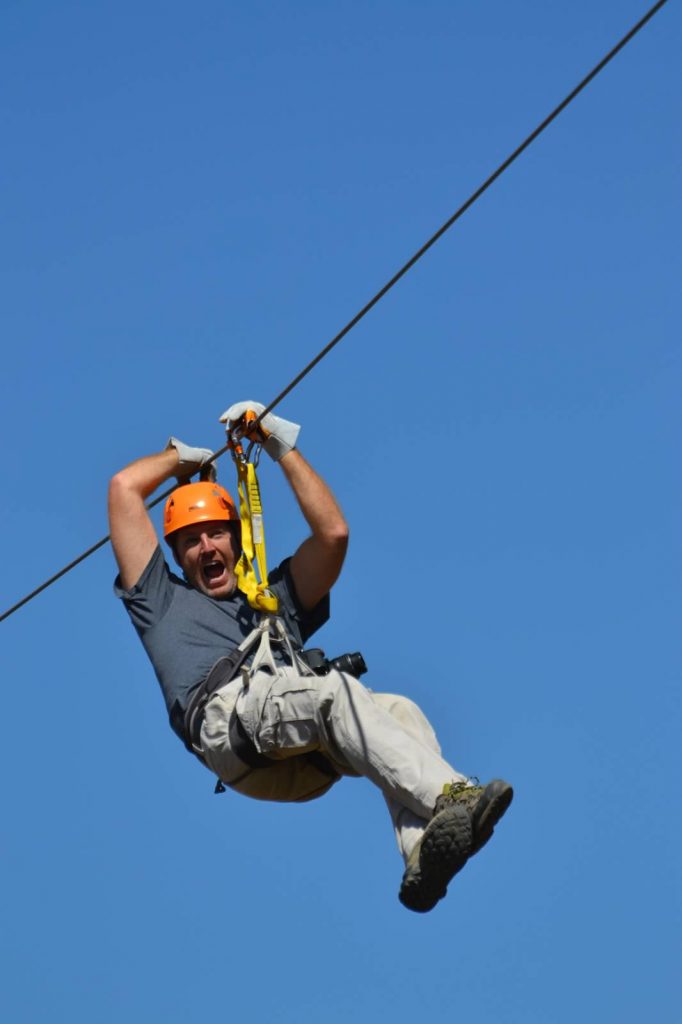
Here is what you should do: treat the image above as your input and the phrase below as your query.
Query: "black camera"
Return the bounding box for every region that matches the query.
[300,648,368,679]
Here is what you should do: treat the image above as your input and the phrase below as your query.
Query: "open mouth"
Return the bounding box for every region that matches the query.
[201,560,226,586]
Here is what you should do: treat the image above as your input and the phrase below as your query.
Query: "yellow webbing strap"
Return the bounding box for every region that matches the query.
[234,457,279,614]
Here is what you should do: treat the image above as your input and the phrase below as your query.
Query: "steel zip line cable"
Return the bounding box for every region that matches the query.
[0,0,670,625]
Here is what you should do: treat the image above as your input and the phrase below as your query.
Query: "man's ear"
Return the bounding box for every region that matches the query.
[172,546,190,583]
[170,540,183,571]
[230,521,242,559]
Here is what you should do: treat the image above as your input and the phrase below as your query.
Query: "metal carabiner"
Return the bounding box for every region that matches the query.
[228,410,263,466]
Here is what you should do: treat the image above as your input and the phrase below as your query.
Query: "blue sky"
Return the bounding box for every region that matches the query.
[1,2,680,1021]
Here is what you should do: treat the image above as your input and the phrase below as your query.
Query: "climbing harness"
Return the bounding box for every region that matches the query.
[182,614,340,792]
[182,616,279,758]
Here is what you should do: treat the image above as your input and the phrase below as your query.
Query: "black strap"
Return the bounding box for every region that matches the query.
[182,648,251,753]
[228,713,274,769]
[228,715,339,777]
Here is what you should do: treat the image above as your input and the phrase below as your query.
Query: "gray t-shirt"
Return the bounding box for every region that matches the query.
[114,545,329,738]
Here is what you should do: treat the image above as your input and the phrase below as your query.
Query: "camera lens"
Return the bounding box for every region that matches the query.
[328,652,368,678]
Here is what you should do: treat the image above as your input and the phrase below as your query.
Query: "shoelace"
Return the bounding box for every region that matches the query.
[437,779,483,813]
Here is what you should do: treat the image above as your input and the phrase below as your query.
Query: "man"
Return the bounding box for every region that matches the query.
[109,400,512,912]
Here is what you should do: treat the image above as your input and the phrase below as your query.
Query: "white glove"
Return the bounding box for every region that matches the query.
[219,400,300,462]
[166,437,216,481]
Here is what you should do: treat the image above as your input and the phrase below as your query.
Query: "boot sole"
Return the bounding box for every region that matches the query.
[399,804,472,913]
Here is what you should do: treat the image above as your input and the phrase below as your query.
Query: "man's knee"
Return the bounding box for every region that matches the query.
[370,692,441,753]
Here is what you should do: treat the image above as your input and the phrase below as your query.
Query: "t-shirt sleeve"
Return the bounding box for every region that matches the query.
[269,557,330,644]
[113,545,177,636]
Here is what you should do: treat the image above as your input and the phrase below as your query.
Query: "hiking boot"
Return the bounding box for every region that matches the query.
[399,802,473,913]
[398,778,513,914]
[436,778,513,854]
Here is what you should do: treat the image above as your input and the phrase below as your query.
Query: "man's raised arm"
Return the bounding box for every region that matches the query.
[280,449,349,611]
[108,439,214,590]
[219,401,348,610]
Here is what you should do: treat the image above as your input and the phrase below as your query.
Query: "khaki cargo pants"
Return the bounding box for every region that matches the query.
[200,661,466,862]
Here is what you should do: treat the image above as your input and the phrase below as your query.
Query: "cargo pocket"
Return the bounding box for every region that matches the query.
[241,667,322,758]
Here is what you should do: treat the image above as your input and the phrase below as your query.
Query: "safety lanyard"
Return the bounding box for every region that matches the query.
[231,437,279,615]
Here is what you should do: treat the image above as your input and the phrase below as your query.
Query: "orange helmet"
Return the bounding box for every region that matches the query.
[163,481,239,541]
